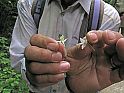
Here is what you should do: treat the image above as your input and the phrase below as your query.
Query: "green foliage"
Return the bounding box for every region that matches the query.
[104,0,117,5]
[0,0,17,36]
[0,37,29,93]
[104,0,119,10]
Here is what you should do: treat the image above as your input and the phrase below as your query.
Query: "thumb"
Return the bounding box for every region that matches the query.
[66,42,93,60]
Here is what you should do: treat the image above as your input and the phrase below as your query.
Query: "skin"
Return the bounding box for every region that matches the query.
[25,35,70,88]
[24,0,77,88]
[61,0,77,9]
[66,30,124,93]
[24,30,124,93]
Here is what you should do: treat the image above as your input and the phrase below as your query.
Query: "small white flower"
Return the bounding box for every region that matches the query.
[80,36,87,49]
[79,36,95,51]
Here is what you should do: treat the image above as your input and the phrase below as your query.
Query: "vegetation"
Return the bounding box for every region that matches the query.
[104,0,120,11]
[0,0,17,37]
[0,0,29,92]
[0,37,29,93]
[104,0,118,6]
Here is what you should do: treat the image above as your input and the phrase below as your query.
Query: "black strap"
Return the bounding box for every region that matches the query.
[88,0,104,31]
[31,0,104,31]
[79,0,104,40]
[31,0,46,28]
[97,0,104,29]
[79,13,89,40]
[87,0,95,32]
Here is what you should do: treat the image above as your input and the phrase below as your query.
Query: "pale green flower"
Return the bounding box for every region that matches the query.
[58,34,67,46]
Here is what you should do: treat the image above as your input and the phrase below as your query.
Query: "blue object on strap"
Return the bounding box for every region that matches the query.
[91,0,101,30]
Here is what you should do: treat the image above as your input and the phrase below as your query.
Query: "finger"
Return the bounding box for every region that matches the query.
[67,43,93,59]
[26,71,53,87]
[27,61,70,74]
[119,64,124,80]
[110,55,124,81]
[111,54,123,67]
[86,31,111,67]
[34,73,65,84]
[30,34,57,49]
[86,30,123,56]
[26,71,64,87]
[103,31,123,56]
[116,38,124,61]
[102,30,123,45]
[86,30,104,48]
[104,45,116,56]
[24,45,62,62]
[87,30,123,45]
[30,34,65,56]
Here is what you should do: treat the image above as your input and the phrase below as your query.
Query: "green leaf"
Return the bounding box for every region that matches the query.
[2,89,11,93]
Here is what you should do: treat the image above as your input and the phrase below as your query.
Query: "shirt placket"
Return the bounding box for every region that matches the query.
[50,1,82,93]
[56,12,64,40]
[50,3,65,93]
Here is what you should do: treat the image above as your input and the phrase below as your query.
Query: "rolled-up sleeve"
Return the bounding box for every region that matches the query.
[100,2,121,31]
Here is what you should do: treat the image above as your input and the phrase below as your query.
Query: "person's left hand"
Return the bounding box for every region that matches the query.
[65,30,124,93]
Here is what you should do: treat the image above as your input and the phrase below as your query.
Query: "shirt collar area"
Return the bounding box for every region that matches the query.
[48,0,59,4]
[78,0,92,14]
[48,0,92,14]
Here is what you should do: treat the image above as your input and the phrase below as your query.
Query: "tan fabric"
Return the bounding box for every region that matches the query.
[38,0,120,47]
[38,0,87,47]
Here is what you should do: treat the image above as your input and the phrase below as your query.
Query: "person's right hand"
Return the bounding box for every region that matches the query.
[24,34,70,88]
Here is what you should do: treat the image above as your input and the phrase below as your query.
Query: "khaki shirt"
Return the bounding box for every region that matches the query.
[10,0,120,93]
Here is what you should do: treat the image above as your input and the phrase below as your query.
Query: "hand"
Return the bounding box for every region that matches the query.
[24,34,70,88]
[65,30,124,93]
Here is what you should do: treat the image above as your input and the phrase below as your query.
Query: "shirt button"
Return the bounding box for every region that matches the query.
[52,89,56,93]
[61,12,64,16]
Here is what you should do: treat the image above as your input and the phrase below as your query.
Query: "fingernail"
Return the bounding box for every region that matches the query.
[52,52,62,61]
[60,61,70,72]
[57,73,65,81]
[88,32,97,42]
[107,31,116,40]
[47,43,58,51]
